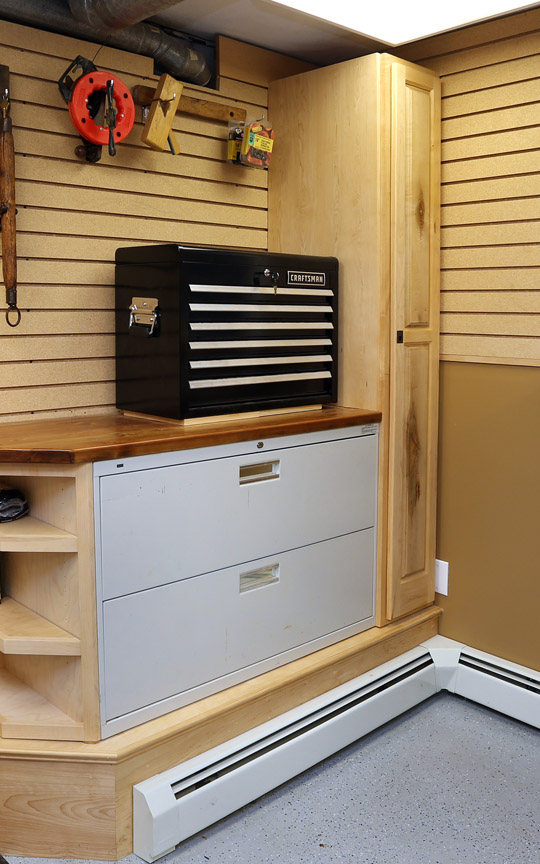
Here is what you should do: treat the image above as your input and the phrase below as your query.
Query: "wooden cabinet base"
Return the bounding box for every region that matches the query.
[0,607,440,860]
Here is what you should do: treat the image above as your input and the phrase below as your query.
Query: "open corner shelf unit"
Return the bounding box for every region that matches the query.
[0,463,99,742]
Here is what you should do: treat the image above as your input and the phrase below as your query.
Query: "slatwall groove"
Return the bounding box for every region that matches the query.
[442,150,540,183]
[442,105,540,140]
[406,12,540,363]
[0,25,281,419]
[14,143,268,190]
[441,176,540,204]
[443,127,540,160]
[402,13,540,360]
[427,53,540,96]
[15,171,266,211]
[443,172,540,188]
[404,26,540,76]
[443,95,540,120]
[3,335,115,362]
[442,222,540,247]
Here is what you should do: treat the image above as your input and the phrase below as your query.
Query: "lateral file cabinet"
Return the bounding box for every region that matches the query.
[94,423,379,737]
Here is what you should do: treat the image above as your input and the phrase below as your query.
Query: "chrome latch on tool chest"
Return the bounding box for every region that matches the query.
[129,297,159,336]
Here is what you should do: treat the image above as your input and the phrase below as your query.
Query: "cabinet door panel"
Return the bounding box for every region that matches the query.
[102,530,375,721]
[404,343,430,578]
[387,61,440,619]
[99,434,377,599]
[405,84,433,328]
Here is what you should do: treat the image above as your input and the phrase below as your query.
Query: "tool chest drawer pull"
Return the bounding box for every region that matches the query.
[239,460,280,484]
[190,371,331,389]
[239,564,280,593]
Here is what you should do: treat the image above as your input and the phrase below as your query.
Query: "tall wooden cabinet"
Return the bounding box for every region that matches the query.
[268,53,440,624]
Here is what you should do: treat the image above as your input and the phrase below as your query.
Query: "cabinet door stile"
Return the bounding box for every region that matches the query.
[387,60,441,620]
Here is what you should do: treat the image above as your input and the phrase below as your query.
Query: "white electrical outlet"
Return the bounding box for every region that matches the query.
[435,559,449,595]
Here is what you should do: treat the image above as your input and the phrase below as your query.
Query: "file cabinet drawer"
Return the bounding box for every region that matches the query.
[99,433,377,600]
[102,529,375,722]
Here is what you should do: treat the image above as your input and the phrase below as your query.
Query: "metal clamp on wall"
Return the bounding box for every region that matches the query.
[129,297,160,337]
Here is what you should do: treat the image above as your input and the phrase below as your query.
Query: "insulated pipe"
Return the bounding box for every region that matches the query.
[68,0,183,31]
[0,0,211,86]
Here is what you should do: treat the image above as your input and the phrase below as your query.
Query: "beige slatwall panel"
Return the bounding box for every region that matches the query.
[398,9,540,366]
[0,25,296,421]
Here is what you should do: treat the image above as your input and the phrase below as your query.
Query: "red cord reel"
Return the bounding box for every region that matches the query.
[68,70,135,145]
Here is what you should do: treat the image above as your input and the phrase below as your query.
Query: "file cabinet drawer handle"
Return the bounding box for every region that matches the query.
[239,460,280,484]
[240,564,280,593]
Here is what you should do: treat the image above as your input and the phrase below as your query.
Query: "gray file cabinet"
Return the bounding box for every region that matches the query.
[94,423,379,737]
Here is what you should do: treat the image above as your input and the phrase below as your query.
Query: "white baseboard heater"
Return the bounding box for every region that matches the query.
[133,636,540,862]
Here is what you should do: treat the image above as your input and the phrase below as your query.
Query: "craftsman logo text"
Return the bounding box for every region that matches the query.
[287,271,326,286]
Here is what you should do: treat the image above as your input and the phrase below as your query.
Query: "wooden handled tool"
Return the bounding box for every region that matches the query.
[0,64,21,327]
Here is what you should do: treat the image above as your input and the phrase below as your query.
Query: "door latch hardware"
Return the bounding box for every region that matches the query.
[129,297,160,336]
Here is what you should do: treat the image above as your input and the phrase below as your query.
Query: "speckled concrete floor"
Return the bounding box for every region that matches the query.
[5,693,540,864]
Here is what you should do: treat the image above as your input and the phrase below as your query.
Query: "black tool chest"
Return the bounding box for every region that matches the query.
[115,244,338,420]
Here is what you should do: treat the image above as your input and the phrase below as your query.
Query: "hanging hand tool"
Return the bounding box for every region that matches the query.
[139,73,182,155]
[0,65,20,328]
[58,56,135,163]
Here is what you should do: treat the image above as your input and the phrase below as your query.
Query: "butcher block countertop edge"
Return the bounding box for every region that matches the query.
[0,407,382,464]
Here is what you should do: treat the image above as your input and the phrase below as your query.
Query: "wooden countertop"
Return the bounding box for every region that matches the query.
[0,407,382,464]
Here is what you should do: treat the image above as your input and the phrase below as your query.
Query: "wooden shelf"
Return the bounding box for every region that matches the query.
[0,597,81,656]
[0,516,77,552]
[0,668,84,741]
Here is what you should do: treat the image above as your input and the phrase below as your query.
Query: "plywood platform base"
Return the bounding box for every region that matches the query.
[0,607,440,860]
[122,404,323,427]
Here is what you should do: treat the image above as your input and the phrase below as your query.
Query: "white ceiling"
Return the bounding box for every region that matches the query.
[152,0,394,65]
[152,0,540,64]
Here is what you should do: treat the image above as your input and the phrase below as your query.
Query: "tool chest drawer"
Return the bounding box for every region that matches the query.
[97,431,377,600]
[101,529,375,722]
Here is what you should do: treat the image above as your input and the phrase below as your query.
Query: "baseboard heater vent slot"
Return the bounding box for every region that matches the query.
[453,648,540,728]
[458,654,540,695]
[134,649,437,862]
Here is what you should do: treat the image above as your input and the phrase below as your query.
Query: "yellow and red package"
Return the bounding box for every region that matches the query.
[240,119,274,169]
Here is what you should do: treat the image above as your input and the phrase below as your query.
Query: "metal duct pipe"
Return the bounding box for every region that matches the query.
[68,0,183,32]
[0,0,211,86]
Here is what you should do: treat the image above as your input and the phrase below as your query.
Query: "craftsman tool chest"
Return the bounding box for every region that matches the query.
[115,245,338,420]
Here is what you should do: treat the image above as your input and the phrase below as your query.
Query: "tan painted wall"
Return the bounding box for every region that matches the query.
[437,361,540,670]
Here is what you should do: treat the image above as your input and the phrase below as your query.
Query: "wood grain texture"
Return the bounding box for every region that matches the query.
[0,597,80,656]
[3,552,79,636]
[402,13,540,365]
[0,407,381,464]
[268,53,391,622]
[0,517,77,552]
[132,85,247,123]
[217,35,317,86]
[268,55,385,413]
[0,666,84,740]
[386,61,440,620]
[73,463,101,742]
[4,655,83,727]
[0,757,116,858]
